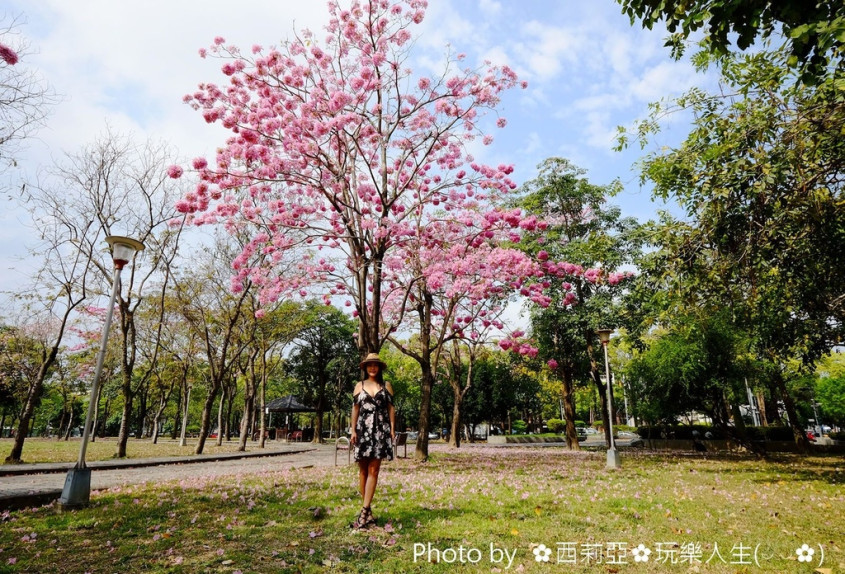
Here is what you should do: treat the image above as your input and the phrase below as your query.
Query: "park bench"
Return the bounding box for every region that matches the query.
[287,430,303,442]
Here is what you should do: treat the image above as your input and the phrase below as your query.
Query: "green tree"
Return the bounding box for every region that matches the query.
[516,157,642,449]
[287,302,359,443]
[623,48,845,450]
[0,325,42,438]
[816,375,845,428]
[626,312,748,432]
[616,0,845,84]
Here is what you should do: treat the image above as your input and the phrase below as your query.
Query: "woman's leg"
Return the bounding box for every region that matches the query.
[362,458,382,508]
[357,460,368,499]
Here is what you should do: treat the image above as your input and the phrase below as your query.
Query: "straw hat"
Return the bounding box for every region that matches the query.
[360,352,387,368]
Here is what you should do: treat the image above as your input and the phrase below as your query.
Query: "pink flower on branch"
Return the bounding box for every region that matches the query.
[177,0,544,353]
[0,43,19,65]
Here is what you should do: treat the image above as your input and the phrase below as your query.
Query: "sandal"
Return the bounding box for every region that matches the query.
[363,506,376,527]
[351,507,370,530]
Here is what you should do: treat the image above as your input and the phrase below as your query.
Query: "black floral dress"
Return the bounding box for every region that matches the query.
[354,385,394,461]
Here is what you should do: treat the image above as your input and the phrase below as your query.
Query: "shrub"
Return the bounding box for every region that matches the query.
[546,419,565,433]
[745,426,795,441]
[829,431,844,441]
[512,420,528,434]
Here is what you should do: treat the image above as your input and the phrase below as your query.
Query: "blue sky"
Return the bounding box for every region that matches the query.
[1,0,715,294]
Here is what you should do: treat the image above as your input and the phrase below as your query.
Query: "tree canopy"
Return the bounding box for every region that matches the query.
[616,0,845,84]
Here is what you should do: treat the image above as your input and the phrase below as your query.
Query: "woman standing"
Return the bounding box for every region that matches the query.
[350,353,395,529]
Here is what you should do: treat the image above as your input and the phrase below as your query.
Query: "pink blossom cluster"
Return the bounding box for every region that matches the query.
[0,42,18,65]
[174,0,564,339]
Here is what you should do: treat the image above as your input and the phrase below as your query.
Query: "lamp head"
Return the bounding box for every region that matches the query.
[597,328,613,345]
[105,235,145,269]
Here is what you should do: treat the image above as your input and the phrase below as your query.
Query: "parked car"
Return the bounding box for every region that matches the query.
[575,427,588,441]
[406,431,419,441]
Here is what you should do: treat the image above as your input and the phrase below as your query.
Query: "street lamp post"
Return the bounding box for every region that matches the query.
[59,236,144,510]
[597,328,621,469]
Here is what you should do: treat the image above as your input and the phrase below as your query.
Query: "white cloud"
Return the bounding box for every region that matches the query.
[478,0,502,17]
[629,60,699,102]
[0,0,717,296]
[513,20,580,81]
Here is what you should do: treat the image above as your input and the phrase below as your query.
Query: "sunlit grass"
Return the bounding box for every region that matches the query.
[1,447,842,573]
[0,437,293,465]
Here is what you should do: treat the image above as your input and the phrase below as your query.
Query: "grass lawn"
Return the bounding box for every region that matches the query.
[0,438,280,465]
[0,447,842,573]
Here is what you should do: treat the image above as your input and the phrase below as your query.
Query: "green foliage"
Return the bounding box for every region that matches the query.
[511,419,528,434]
[286,301,359,416]
[616,0,845,84]
[816,375,845,427]
[546,418,565,433]
[0,325,45,416]
[628,47,845,373]
[465,352,540,432]
[626,312,748,425]
[514,158,643,439]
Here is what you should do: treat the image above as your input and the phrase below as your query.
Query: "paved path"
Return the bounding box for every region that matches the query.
[0,438,627,511]
[0,443,344,511]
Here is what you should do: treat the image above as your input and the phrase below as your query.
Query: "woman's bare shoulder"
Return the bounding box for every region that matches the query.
[384,381,395,395]
[353,381,363,394]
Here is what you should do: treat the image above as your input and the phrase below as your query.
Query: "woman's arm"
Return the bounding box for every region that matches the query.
[386,381,396,441]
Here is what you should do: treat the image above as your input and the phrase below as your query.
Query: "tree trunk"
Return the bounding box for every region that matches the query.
[180,385,192,447]
[449,391,463,448]
[137,387,148,438]
[56,406,67,441]
[415,362,434,461]
[215,385,226,447]
[195,381,221,455]
[561,366,581,451]
[224,384,235,442]
[756,391,768,426]
[6,353,54,463]
[116,392,134,458]
[775,372,810,454]
[62,400,74,441]
[259,348,267,448]
[95,388,108,441]
[151,393,169,445]
[238,359,256,451]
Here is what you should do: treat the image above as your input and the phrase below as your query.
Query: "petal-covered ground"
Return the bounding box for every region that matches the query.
[1,446,842,573]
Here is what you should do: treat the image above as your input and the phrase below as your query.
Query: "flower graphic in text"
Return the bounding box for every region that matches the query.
[533,544,551,562]
[796,544,815,563]
[632,544,652,562]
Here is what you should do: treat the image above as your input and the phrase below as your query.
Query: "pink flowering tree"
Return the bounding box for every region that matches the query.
[175,0,526,359]
[515,158,641,448]
[380,205,571,458]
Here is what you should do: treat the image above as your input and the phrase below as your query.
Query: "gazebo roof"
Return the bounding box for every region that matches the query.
[263,394,315,413]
